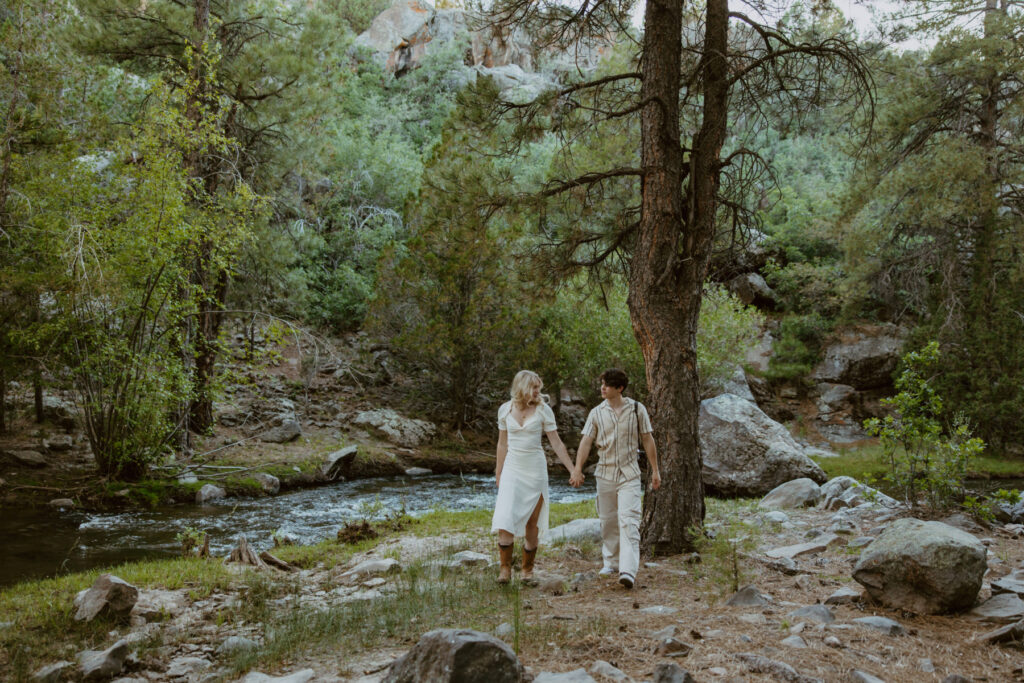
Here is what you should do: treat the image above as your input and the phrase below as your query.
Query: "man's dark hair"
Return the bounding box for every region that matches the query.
[600,368,629,390]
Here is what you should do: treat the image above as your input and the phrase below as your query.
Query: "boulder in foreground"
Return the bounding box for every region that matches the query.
[73,574,138,623]
[383,628,524,682]
[853,518,986,614]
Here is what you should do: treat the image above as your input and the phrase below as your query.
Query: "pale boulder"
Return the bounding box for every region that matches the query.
[852,518,987,614]
[758,478,823,509]
[353,409,436,448]
[700,394,826,496]
[73,574,139,623]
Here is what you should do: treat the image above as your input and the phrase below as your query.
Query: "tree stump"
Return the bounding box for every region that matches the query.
[227,536,264,567]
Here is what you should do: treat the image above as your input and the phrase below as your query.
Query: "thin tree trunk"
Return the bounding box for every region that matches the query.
[0,365,6,433]
[180,0,218,436]
[190,263,228,432]
[636,0,730,555]
[33,373,42,423]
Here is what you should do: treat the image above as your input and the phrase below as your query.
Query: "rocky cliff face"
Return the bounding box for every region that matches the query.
[356,0,613,97]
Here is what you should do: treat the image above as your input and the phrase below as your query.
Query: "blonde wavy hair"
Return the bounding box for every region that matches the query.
[510,370,549,410]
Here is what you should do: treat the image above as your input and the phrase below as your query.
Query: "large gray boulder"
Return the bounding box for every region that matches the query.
[73,574,139,623]
[852,518,987,614]
[727,272,776,308]
[357,0,532,77]
[4,449,47,467]
[383,628,525,682]
[356,0,437,59]
[261,416,301,443]
[812,324,905,389]
[700,394,826,496]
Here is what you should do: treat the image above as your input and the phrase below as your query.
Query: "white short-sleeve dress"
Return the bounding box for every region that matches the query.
[491,400,557,538]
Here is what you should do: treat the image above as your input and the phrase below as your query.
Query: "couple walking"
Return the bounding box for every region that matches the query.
[491,369,661,589]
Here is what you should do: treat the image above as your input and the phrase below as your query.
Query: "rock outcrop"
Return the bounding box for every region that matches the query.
[812,324,905,389]
[852,518,987,614]
[700,394,826,496]
[353,409,436,448]
[356,0,612,98]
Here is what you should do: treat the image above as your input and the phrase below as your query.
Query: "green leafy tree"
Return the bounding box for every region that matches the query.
[373,87,535,426]
[74,0,333,434]
[845,1,1024,449]
[865,342,985,510]
[484,0,871,553]
[15,82,205,478]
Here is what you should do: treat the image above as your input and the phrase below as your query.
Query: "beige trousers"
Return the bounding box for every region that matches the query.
[596,476,642,580]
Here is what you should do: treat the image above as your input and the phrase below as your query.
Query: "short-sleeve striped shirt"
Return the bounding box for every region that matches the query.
[582,397,652,483]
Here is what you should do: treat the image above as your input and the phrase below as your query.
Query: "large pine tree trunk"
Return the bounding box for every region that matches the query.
[635,0,730,555]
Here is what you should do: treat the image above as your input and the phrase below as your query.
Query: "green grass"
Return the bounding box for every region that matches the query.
[812,443,1024,483]
[0,498,605,680]
[0,557,236,680]
[229,560,507,675]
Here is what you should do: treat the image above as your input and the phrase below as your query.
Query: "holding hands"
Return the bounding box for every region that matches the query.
[569,468,584,487]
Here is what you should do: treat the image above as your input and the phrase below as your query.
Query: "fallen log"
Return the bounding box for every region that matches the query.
[260,551,297,572]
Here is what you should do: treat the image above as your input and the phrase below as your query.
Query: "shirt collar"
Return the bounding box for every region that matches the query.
[599,397,635,412]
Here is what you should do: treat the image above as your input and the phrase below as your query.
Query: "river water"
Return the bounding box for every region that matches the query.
[5,474,1021,588]
[2,474,596,588]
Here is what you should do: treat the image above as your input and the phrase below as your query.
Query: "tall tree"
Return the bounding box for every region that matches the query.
[488,0,870,552]
[845,0,1024,448]
[75,0,334,435]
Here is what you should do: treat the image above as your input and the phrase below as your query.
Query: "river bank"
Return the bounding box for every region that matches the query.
[4,493,1024,683]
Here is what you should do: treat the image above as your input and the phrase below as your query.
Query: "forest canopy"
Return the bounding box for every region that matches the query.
[2,0,1022,483]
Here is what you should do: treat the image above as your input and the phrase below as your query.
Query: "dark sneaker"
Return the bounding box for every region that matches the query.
[619,573,634,589]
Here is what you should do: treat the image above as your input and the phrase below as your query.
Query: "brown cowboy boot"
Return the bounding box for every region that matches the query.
[497,543,514,584]
[521,545,537,581]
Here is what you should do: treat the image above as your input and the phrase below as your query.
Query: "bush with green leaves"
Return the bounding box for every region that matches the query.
[864,342,985,510]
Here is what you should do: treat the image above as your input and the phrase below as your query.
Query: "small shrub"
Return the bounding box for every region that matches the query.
[693,520,759,598]
[337,520,378,544]
[174,526,209,558]
[864,342,986,510]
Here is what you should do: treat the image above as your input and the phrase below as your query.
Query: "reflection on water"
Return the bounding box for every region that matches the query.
[1,474,595,587]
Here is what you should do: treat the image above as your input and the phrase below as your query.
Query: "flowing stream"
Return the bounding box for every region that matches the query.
[2,474,596,587]
[5,474,1021,588]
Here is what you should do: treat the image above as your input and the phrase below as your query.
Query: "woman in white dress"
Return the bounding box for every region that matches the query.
[492,370,581,583]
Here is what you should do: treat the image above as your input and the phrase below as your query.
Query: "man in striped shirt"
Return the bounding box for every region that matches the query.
[573,369,661,589]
